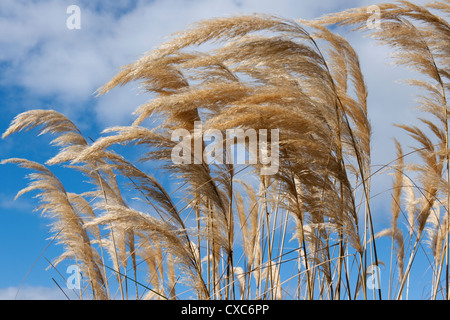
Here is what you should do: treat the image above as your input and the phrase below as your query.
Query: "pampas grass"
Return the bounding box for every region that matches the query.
[2,1,449,299]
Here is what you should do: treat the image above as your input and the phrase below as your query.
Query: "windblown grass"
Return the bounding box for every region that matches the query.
[2,1,449,300]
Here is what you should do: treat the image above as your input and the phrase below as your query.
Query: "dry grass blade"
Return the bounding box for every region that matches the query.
[1,158,108,299]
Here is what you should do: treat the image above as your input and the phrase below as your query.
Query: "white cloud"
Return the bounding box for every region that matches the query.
[0,192,33,213]
[0,285,77,300]
[0,0,408,125]
[94,83,149,126]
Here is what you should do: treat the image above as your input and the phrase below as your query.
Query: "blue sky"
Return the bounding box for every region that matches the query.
[0,0,438,299]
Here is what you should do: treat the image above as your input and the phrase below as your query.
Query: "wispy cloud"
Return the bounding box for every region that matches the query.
[0,285,77,300]
[0,192,33,213]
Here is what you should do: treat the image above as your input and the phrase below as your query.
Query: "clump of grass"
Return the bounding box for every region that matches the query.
[2,1,449,299]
